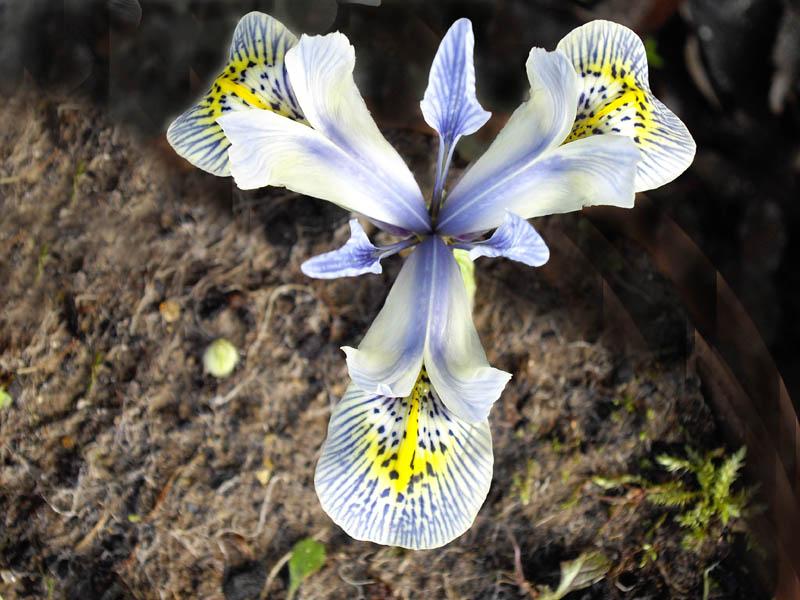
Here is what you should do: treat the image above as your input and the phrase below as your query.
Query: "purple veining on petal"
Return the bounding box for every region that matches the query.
[420,18,490,211]
[458,212,550,268]
[422,237,511,422]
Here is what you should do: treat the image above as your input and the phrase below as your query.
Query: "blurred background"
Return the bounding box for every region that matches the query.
[1,0,799,598]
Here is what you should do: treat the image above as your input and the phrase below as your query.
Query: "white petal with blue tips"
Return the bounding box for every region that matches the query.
[315,373,493,550]
[466,212,550,267]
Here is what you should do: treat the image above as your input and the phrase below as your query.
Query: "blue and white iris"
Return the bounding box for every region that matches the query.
[217,19,640,422]
[169,13,695,550]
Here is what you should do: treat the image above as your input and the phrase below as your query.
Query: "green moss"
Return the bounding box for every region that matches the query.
[594,446,757,553]
[511,459,539,506]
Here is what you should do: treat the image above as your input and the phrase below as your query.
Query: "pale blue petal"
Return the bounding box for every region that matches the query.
[420,18,490,199]
[286,33,431,232]
[420,19,490,142]
[437,47,579,235]
[301,219,383,279]
[343,237,510,422]
[342,243,429,398]
[466,212,550,267]
[423,238,511,423]
[315,376,493,550]
[218,109,429,233]
[437,133,639,236]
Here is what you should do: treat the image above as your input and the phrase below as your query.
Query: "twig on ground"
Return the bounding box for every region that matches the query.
[507,528,538,599]
[261,550,293,600]
[248,284,314,362]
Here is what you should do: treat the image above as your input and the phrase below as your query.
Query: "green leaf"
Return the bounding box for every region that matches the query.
[287,538,326,600]
[538,551,612,600]
[453,248,476,310]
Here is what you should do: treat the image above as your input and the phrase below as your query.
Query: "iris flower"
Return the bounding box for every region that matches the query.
[168,13,694,549]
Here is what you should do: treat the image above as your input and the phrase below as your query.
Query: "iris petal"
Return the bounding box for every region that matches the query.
[422,237,511,423]
[301,219,384,279]
[341,242,428,399]
[465,212,550,267]
[437,47,582,235]
[556,20,696,191]
[438,122,640,236]
[218,33,431,234]
[167,12,303,176]
[218,108,427,234]
[420,18,490,200]
[315,372,493,550]
[287,32,431,232]
[343,237,510,423]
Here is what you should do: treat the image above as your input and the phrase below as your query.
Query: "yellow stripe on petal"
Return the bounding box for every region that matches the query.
[167,12,305,176]
[367,373,450,496]
[557,20,695,191]
[315,370,493,550]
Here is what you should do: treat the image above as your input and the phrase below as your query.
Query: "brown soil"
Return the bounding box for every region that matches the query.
[0,92,769,599]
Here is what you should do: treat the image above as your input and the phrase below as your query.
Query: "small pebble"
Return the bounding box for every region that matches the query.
[203,338,239,378]
[159,299,181,323]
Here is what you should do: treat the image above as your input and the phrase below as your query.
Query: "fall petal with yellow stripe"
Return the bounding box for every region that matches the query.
[167,12,304,176]
[315,371,493,550]
[556,20,696,192]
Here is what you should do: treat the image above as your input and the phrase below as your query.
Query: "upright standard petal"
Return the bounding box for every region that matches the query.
[315,372,493,550]
[557,20,696,191]
[285,32,431,232]
[343,237,510,423]
[420,19,490,200]
[437,48,580,235]
[465,212,550,267]
[166,12,304,176]
[218,109,426,233]
[301,219,383,279]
